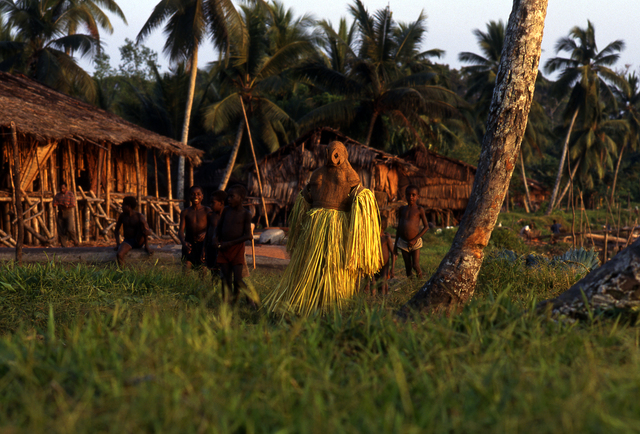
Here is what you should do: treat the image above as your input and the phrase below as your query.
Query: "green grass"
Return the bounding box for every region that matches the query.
[1,237,640,433]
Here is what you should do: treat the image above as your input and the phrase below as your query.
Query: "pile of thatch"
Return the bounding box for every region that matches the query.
[0,72,202,164]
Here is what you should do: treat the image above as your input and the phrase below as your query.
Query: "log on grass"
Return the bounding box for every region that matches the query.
[538,237,640,318]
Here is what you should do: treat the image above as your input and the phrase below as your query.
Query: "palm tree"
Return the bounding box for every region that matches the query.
[558,102,627,200]
[296,0,458,149]
[205,1,317,189]
[0,0,122,100]
[316,17,357,75]
[610,73,640,205]
[458,20,505,138]
[543,20,624,214]
[137,0,240,201]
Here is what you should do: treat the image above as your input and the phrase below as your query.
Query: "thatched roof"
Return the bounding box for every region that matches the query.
[401,144,476,181]
[248,127,420,207]
[0,72,203,164]
[399,144,477,212]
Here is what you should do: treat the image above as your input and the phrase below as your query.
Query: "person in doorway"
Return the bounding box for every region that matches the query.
[52,182,78,247]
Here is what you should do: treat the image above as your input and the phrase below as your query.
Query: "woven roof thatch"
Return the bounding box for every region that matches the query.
[0,72,203,164]
[247,127,420,208]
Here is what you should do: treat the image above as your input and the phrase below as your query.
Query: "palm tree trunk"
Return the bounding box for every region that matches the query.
[177,46,199,204]
[610,141,627,207]
[218,120,245,191]
[520,151,532,213]
[555,157,581,208]
[546,107,579,215]
[399,0,548,315]
[365,110,379,146]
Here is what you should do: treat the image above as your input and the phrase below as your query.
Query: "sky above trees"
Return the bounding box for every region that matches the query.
[83,0,639,76]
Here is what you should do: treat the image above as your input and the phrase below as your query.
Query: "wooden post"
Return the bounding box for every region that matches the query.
[240,98,270,228]
[95,147,104,239]
[105,144,112,224]
[11,122,23,264]
[66,142,82,244]
[188,160,194,190]
[134,144,142,211]
[153,151,159,199]
[166,155,173,225]
[48,155,57,239]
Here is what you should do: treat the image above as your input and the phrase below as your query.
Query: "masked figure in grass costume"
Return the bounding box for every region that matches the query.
[265,141,383,315]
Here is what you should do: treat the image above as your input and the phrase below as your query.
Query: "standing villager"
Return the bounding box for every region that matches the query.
[178,186,211,271]
[264,141,383,316]
[52,182,78,247]
[394,185,429,279]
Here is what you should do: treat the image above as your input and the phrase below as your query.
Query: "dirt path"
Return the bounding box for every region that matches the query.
[0,242,290,268]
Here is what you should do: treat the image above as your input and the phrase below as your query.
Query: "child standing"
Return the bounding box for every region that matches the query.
[216,185,253,304]
[206,190,228,280]
[178,186,211,271]
[366,215,396,295]
[394,185,428,279]
[114,196,153,267]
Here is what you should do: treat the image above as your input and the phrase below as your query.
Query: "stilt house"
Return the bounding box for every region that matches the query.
[0,72,203,246]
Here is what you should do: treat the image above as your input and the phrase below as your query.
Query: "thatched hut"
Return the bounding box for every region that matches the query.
[246,127,420,226]
[398,144,476,225]
[0,72,203,246]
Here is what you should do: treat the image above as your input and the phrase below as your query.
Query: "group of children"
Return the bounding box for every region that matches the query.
[114,184,254,304]
[113,183,430,301]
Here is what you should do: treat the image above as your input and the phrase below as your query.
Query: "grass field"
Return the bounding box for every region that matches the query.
[2,226,640,433]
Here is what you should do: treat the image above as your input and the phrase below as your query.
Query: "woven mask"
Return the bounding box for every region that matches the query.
[327,141,348,167]
[304,141,361,211]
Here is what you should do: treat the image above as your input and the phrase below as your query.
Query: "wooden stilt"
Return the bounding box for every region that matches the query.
[66,142,82,244]
[95,147,104,239]
[134,144,142,211]
[166,155,173,227]
[105,144,112,224]
[11,122,24,264]
[48,152,57,239]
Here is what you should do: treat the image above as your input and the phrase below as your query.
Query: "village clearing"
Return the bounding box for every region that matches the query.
[2,208,640,433]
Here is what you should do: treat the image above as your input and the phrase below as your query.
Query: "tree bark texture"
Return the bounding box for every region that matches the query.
[537,237,640,318]
[546,107,579,215]
[401,0,549,314]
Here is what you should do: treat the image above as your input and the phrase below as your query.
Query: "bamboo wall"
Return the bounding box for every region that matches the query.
[0,131,182,247]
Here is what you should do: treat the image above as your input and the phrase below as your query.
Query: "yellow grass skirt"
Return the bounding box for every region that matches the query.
[264,188,382,316]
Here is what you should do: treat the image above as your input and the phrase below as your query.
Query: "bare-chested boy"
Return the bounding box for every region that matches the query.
[394,185,428,278]
[178,186,211,271]
[365,215,396,295]
[114,196,152,267]
[216,185,253,304]
[206,190,227,279]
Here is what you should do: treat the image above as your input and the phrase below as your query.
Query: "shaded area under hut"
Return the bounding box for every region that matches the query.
[0,72,203,247]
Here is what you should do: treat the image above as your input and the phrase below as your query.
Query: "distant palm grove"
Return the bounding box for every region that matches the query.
[1,0,639,209]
